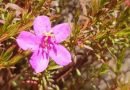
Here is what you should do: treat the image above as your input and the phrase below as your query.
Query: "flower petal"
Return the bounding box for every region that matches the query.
[16,31,40,52]
[29,49,49,73]
[52,23,71,43]
[49,44,71,66]
[33,16,51,36]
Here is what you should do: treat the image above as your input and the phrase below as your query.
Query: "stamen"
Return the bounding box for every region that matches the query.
[43,30,54,37]
[41,30,55,51]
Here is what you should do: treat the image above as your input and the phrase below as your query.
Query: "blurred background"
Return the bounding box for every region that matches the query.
[0,0,130,90]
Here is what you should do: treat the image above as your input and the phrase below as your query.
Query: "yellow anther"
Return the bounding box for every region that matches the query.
[44,30,54,37]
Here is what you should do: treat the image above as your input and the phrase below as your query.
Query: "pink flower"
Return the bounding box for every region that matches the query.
[16,16,72,73]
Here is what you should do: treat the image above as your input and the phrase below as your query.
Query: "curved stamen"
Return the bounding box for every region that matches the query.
[39,30,56,54]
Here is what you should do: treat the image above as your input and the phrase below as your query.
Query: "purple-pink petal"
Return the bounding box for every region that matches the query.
[49,44,71,66]
[33,16,51,36]
[29,49,49,73]
[52,23,71,43]
[16,31,40,52]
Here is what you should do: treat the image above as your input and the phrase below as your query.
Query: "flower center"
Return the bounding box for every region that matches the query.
[41,31,54,50]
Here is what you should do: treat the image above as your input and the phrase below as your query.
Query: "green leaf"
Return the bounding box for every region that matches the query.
[100,0,108,7]
[116,48,126,72]
[3,12,15,31]
[99,64,109,75]
[3,50,31,67]
[7,23,20,37]
[48,65,62,70]
[115,28,130,37]
[3,45,16,59]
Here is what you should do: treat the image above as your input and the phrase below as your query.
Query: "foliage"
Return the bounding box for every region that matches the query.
[0,0,130,90]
